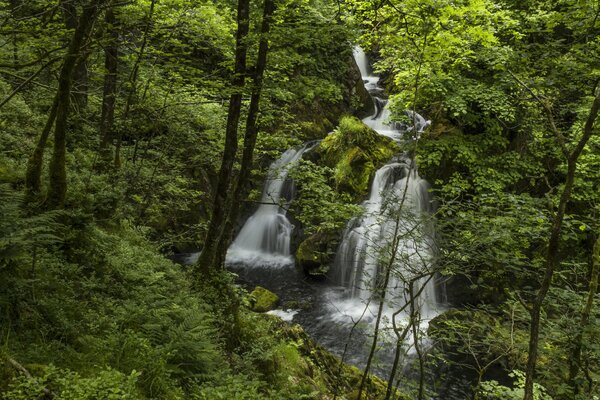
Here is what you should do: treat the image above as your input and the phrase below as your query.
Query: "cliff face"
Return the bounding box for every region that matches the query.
[290,53,375,141]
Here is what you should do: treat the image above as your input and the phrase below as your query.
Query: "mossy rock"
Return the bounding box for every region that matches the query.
[249,286,279,312]
[281,323,411,400]
[318,116,399,199]
[296,231,338,277]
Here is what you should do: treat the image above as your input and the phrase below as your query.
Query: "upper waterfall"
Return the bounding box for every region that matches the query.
[327,47,440,323]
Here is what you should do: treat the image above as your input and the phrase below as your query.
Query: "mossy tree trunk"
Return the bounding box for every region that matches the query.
[45,0,108,208]
[25,96,58,198]
[60,0,89,111]
[99,6,119,164]
[567,236,599,394]
[195,0,250,274]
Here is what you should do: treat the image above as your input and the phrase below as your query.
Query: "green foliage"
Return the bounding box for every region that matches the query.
[0,185,63,265]
[347,0,600,398]
[479,370,553,400]
[289,159,361,235]
[2,366,141,400]
[435,192,550,303]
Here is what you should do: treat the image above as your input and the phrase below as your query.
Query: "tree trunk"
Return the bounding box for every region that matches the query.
[60,0,89,110]
[46,0,107,208]
[215,0,275,266]
[567,236,599,394]
[523,91,600,400]
[115,0,155,168]
[99,7,119,163]
[25,96,58,198]
[195,0,250,274]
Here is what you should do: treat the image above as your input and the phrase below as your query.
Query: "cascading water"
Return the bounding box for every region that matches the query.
[173,45,445,384]
[328,48,440,326]
[226,142,317,266]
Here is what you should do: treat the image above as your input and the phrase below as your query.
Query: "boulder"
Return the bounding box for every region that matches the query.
[296,231,338,278]
[317,116,399,199]
[249,286,279,312]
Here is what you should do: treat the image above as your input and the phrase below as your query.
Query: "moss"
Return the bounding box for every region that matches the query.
[296,231,338,277]
[280,323,410,400]
[318,116,399,199]
[249,286,279,312]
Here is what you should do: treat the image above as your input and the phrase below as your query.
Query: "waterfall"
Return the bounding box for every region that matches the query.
[328,48,440,323]
[226,142,317,267]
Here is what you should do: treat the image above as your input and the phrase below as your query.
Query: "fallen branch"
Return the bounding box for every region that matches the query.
[6,357,54,398]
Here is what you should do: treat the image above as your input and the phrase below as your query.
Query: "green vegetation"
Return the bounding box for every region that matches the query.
[0,0,390,398]
[344,0,600,399]
[249,287,279,312]
[318,116,399,197]
[1,0,599,399]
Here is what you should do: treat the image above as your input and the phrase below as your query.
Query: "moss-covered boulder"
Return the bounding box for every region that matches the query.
[296,231,338,278]
[317,116,399,199]
[249,286,279,312]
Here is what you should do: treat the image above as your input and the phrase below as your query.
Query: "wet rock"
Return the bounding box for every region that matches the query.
[296,231,338,278]
[249,286,280,312]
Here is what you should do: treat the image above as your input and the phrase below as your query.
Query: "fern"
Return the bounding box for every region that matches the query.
[0,185,64,265]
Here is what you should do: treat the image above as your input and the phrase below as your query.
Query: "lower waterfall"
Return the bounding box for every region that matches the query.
[226,141,317,266]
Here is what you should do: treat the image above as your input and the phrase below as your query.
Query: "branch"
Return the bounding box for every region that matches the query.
[507,69,570,160]
[6,357,54,398]
[571,88,600,163]
[0,57,60,110]
[0,46,66,69]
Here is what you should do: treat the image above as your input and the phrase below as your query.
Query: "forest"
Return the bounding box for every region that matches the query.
[0,0,599,399]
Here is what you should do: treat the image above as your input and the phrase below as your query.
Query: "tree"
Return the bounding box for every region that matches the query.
[510,76,600,400]
[215,0,276,267]
[46,0,110,208]
[195,0,250,273]
[99,5,119,163]
[25,0,109,206]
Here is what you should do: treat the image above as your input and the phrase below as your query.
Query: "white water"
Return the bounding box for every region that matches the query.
[327,48,440,332]
[226,142,317,267]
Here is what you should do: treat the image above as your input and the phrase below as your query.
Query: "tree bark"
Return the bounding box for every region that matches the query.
[215,0,275,267]
[114,0,155,168]
[25,96,58,198]
[195,0,250,274]
[567,236,599,394]
[45,0,107,208]
[60,0,89,110]
[99,6,119,163]
[523,90,600,400]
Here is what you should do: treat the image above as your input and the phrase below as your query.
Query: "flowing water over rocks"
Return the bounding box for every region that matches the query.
[225,141,318,267]
[180,47,448,390]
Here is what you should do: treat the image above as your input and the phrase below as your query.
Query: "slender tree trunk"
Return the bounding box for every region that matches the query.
[215,0,275,266]
[523,91,600,400]
[195,0,250,273]
[385,281,416,400]
[567,236,599,393]
[115,0,155,168]
[46,0,107,208]
[99,7,119,162]
[60,0,89,110]
[25,96,58,198]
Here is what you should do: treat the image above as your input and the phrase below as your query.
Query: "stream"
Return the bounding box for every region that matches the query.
[175,48,468,398]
